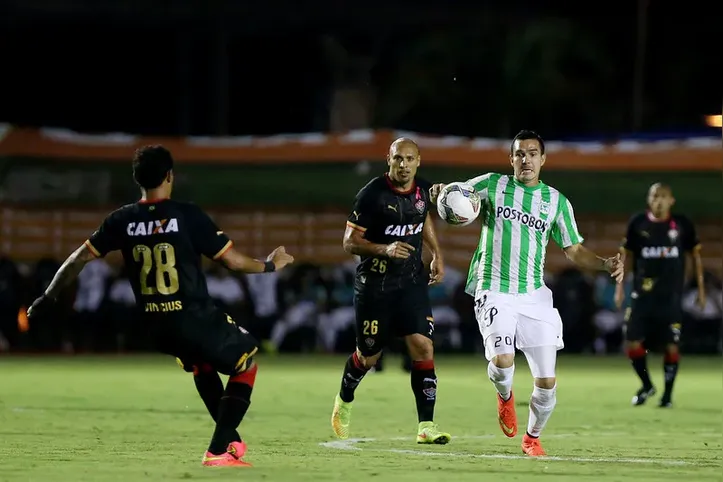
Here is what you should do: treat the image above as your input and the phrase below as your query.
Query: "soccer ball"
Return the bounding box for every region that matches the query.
[436,182,481,227]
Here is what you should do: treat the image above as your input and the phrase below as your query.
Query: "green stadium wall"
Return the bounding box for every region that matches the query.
[1,157,719,217]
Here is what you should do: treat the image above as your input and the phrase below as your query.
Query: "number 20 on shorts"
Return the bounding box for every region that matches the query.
[362,320,378,335]
[494,335,513,348]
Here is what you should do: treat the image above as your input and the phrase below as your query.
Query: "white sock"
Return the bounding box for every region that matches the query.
[527,384,557,437]
[487,362,514,401]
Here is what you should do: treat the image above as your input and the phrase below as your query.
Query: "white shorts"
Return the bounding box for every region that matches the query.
[475,285,564,361]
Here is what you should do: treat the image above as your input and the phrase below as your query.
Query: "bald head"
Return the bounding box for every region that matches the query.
[647,182,675,218]
[648,182,672,197]
[387,137,421,187]
[390,137,420,155]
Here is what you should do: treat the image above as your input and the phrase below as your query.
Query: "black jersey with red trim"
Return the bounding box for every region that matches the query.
[622,211,699,302]
[85,199,232,314]
[346,174,432,292]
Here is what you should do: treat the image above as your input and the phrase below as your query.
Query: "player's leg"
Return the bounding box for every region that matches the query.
[624,307,656,405]
[201,313,259,467]
[475,291,518,437]
[660,322,682,407]
[175,357,227,424]
[331,291,388,439]
[399,285,450,444]
[520,346,558,457]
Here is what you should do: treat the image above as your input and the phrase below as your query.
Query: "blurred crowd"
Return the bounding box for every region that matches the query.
[0,255,721,355]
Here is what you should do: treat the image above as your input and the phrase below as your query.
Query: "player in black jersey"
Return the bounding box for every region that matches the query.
[26,145,294,467]
[615,183,706,408]
[330,137,451,444]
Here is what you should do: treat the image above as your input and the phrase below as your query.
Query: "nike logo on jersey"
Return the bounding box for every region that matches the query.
[495,206,549,232]
[641,246,679,259]
[384,223,424,236]
[127,218,179,236]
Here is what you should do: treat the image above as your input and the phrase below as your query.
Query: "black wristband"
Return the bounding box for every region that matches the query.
[263,261,276,273]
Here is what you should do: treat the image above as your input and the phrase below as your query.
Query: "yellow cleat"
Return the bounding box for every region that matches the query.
[416,421,451,444]
[331,394,352,439]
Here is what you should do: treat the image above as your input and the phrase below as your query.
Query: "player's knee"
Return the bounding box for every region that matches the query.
[405,334,433,361]
[355,348,382,370]
[665,343,679,355]
[534,377,556,390]
[625,341,646,359]
[491,353,514,369]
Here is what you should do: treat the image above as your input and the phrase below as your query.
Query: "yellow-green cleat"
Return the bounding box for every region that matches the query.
[416,421,451,445]
[331,394,352,439]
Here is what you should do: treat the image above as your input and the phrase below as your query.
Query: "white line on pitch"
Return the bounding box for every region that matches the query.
[319,437,690,466]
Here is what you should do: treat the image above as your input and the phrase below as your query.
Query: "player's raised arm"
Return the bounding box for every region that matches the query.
[430,173,494,205]
[190,205,294,273]
[552,196,624,282]
[219,245,294,273]
[423,212,444,284]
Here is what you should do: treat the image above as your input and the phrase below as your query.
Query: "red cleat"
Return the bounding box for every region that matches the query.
[521,433,547,457]
[202,442,251,467]
[497,392,518,438]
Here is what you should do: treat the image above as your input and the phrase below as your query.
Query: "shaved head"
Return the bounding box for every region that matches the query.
[648,182,672,197]
[387,137,421,188]
[390,137,420,155]
[647,182,675,218]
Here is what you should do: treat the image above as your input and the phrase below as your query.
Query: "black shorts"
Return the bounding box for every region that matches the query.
[624,299,682,347]
[354,283,433,356]
[153,308,258,376]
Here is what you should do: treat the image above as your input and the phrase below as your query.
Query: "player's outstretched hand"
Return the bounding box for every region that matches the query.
[267,246,295,271]
[27,294,55,321]
[604,253,624,284]
[429,184,446,204]
[429,257,445,285]
[385,241,415,259]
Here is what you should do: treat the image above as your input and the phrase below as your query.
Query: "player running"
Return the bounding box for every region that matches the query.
[331,137,451,445]
[430,130,624,456]
[26,145,294,467]
[615,182,705,408]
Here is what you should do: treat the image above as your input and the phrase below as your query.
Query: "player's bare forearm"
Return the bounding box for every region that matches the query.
[422,213,442,260]
[342,226,387,257]
[44,244,96,299]
[563,243,607,271]
[219,248,269,273]
[693,248,705,291]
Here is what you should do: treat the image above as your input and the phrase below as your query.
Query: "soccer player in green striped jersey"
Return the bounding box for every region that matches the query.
[430,130,624,457]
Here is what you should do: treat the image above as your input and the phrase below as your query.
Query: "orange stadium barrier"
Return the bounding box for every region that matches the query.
[0,124,718,170]
[1,207,719,276]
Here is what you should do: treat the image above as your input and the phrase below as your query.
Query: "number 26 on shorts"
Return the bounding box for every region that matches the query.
[362,320,378,335]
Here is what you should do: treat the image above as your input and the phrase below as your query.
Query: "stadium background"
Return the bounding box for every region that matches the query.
[0,1,720,357]
[1,2,722,481]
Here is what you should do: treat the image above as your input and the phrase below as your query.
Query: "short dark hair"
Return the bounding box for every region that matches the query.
[510,130,545,155]
[132,145,174,189]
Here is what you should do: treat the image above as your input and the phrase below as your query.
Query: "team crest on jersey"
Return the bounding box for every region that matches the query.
[539,201,550,215]
[668,229,678,241]
[415,199,426,214]
[127,218,179,236]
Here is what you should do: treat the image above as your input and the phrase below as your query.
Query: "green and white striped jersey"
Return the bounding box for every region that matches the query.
[464,173,583,296]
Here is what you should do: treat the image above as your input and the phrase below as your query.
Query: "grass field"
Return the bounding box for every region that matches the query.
[0,354,720,482]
